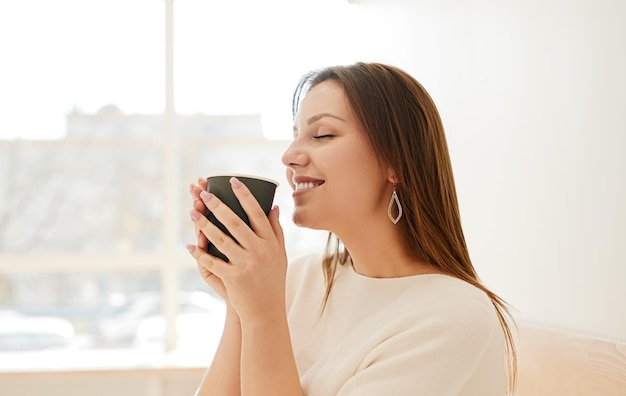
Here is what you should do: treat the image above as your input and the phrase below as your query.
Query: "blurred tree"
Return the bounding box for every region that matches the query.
[0,139,161,254]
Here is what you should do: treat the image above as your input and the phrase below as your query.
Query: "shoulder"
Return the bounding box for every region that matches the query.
[285,253,325,308]
[360,274,502,361]
[287,253,323,278]
[333,275,507,395]
[286,253,324,289]
[351,277,505,394]
[405,275,500,338]
[419,275,496,318]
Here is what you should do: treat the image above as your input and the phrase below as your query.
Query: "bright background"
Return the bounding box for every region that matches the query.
[0,0,624,385]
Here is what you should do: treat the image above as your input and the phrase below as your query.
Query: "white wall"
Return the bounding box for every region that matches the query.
[353,0,626,341]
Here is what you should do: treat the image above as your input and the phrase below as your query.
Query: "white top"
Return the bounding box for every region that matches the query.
[285,254,506,396]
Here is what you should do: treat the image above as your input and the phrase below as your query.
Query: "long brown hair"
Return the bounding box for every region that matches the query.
[293,62,517,393]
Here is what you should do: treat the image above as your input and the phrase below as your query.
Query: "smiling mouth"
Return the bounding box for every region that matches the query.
[295,181,324,191]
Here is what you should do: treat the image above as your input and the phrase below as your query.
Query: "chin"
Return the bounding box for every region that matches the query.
[292,212,307,228]
[292,210,323,230]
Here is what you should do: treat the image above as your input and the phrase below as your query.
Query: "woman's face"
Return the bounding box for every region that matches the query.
[281,80,391,235]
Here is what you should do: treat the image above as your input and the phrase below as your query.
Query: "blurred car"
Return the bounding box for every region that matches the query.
[0,310,75,351]
[96,291,223,347]
[133,309,225,356]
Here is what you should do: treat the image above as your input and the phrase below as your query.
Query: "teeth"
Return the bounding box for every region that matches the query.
[296,182,317,191]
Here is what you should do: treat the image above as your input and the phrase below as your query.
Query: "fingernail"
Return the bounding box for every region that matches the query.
[200,191,213,201]
[230,177,243,189]
[186,244,195,253]
[189,183,195,192]
[190,209,201,221]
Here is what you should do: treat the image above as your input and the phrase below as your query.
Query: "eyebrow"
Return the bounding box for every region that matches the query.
[293,112,346,133]
[307,112,345,125]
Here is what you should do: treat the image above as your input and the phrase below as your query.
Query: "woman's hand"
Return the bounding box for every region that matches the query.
[187,177,288,323]
[189,178,229,302]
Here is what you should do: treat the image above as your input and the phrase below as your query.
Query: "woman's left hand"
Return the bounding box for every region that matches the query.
[187,177,288,323]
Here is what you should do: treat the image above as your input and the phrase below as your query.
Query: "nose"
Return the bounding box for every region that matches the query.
[281,139,307,168]
[282,140,307,188]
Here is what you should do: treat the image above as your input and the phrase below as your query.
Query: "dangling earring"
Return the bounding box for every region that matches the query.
[388,185,403,224]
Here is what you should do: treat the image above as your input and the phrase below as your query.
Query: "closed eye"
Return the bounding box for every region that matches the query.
[313,134,335,139]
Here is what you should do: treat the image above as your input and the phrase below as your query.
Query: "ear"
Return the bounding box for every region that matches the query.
[386,167,399,184]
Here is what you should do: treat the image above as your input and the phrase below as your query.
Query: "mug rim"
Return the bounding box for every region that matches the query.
[206,173,279,186]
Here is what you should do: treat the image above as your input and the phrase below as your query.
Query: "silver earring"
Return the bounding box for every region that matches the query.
[388,186,403,224]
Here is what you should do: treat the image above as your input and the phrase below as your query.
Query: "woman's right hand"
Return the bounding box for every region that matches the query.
[189,178,229,302]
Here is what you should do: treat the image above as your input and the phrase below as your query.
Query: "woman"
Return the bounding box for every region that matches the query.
[188,62,516,395]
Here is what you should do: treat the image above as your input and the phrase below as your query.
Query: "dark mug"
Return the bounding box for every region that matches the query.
[205,174,278,262]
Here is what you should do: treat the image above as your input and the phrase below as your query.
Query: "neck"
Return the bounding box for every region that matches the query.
[336,223,440,279]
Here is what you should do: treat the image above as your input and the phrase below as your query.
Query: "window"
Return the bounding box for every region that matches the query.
[0,0,362,370]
